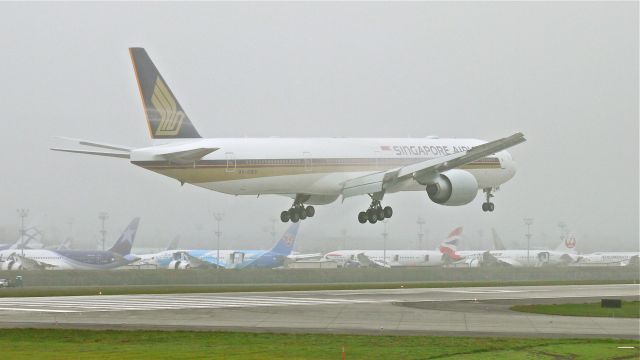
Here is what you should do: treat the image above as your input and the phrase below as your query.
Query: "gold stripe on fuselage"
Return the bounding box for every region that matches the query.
[132,158,501,184]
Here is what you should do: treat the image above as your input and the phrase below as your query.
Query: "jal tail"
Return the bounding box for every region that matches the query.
[129,48,201,139]
[556,233,577,253]
[108,218,141,256]
[269,223,300,256]
[439,226,463,261]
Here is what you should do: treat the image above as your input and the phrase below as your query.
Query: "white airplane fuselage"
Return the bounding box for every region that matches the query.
[131,138,517,202]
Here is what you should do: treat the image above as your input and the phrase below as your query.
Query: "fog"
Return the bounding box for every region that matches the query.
[0,2,637,253]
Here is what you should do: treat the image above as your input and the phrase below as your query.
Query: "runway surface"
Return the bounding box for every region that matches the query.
[0,284,638,338]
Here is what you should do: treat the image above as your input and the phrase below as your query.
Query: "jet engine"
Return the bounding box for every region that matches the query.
[0,258,23,271]
[168,260,191,270]
[168,252,191,270]
[425,169,478,206]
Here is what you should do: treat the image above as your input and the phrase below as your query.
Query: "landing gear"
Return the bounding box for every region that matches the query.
[281,200,315,223]
[358,195,393,224]
[482,188,495,212]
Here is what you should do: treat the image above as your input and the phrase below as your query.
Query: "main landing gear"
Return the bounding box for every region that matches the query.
[280,201,315,223]
[358,198,393,224]
[482,188,495,212]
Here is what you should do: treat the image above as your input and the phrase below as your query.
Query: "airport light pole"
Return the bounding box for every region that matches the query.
[17,209,29,256]
[524,218,534,265]
[382,220,388,267]
[98,212,109,251]
[214,212,224,270]
[416,217,425,250]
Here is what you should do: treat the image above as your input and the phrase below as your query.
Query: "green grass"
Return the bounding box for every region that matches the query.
[0,279,633,298]
[512,301,640,318]
[0,329,637,359]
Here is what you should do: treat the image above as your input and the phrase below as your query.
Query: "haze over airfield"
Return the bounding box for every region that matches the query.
[0,2,637,252]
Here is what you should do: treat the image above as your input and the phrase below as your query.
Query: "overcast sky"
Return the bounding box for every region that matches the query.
[0,2,637,253]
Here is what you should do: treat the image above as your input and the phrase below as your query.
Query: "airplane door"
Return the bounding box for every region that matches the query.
[225,152,236,173]
[303,152,312,172]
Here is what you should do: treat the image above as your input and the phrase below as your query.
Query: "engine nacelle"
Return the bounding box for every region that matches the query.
[0,259,23,271]
[168,260,191,270]
[425,169,478,206]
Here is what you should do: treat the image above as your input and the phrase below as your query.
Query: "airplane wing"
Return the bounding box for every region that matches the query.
[10,253,57,270]
[356,253,391,268]
[342,132,525,198]
[287,253,323,261]
[182,252,225,269]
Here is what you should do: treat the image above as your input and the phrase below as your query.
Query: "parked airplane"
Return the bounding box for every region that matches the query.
[0,218,140,270]
[574,252,639,267]
[0,227,44,251]
[52,48,526,224]
[447,232,579,267]
[323,227,463,267]
[134,223,300,269]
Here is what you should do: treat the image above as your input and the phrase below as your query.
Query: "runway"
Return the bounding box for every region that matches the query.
[0,284,638,338]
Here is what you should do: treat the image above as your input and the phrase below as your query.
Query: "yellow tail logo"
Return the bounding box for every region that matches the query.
[151,77,185,136]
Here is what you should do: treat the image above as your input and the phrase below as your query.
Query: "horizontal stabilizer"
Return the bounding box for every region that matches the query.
[51,148,130,158]
[56,137,133,152]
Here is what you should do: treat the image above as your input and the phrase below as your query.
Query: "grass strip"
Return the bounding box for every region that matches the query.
[512,301,640,318]
[0,328,638,359]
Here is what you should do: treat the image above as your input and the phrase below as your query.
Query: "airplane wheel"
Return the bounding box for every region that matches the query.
[299,210,307,220]
[288,208,297,217]
[368,216,377,224]
[376,208,385,221]
[291,213,300,223]
[305,206,315,217]
[383,206,393,218]
[358,211,367,224]
[482,203,488,212]
[488,203,495,212]
[280,211,290,222]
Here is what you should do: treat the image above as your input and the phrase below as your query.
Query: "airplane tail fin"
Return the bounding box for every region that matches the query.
[439,227,463,261]
[129,48,201,140]
[166,236,180,251]
[108,218,141,256]
[556,233,577,253]
[491,228,505,250]
[269,223,300,256]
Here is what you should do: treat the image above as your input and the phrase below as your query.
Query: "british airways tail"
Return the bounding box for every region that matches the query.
[556,233,577,253]
[439,227,463,261]
[129,48,201,140]
[108,218,141,256]
[269,223,300,256]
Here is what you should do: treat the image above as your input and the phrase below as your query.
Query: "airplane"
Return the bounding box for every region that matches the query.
[573,252,639,267]
[0,226,44,251]
[323,227,463,267]
[51,48,526,224]
[135,222,300,269]
[0,218,140,270]
[446,232,579,267]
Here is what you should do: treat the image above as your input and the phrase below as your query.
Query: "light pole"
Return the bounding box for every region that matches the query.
[98,212,109,251]
[382,220,388,267]
[214,212,224,269]
[416,217,425,250]
[17,209,29,256]
[524,218,534,265]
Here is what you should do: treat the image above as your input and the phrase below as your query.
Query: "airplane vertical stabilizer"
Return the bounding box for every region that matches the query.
[129,48,201,139]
